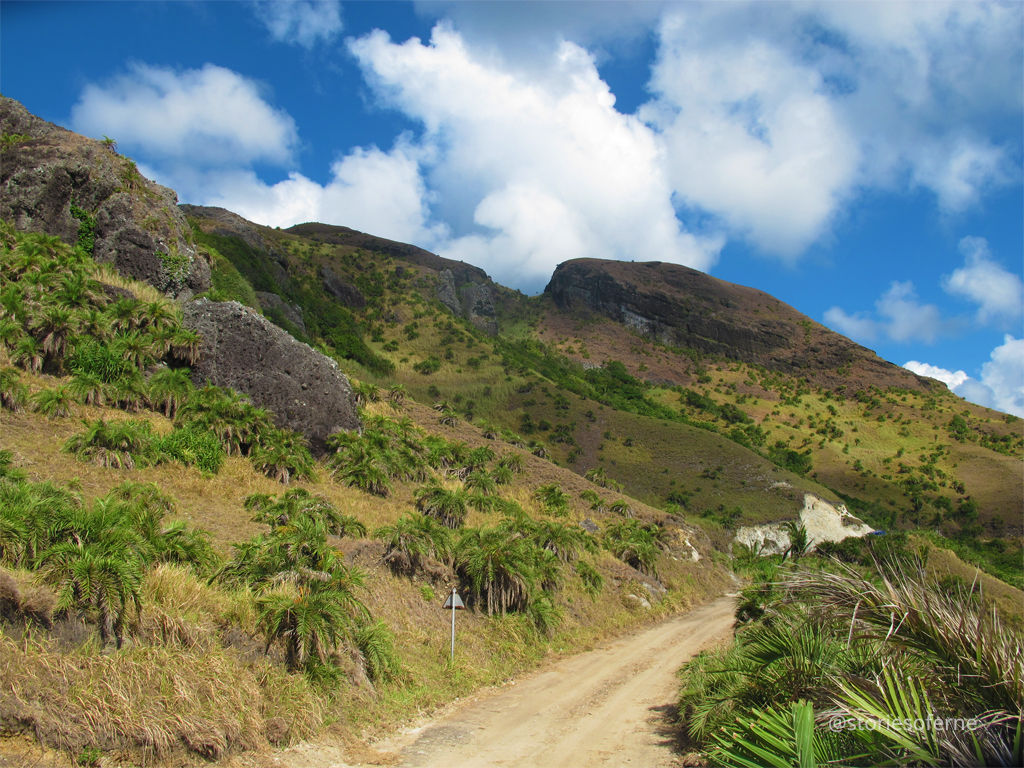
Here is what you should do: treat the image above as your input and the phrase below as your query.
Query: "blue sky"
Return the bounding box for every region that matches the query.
[2,1,1022,415]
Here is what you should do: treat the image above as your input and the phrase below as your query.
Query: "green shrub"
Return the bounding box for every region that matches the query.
[205,246,259,307]
[69,338,134,383]
[160,423,225,473]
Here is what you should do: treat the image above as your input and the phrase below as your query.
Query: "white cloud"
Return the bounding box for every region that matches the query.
[641,9,860,256]
[903,361,969,390]
[70,63,298,167]
[825,281,949,345]
[904,335,1024,417]
[348,24,723,288]
[632,2,1021,256]
[822,307,880,344]
[943,236,1024,326]
[195,138,447,247]
[253,1,343,49]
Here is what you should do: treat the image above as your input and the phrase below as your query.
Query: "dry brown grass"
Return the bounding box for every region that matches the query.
[93,263,173,307]
[0,375,734,765]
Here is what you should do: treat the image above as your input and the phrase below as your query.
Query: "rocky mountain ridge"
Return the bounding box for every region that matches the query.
[545,258,937,393]
[0,96,210,299]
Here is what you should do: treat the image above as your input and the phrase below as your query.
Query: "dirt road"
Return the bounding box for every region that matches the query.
[376,596,735,768]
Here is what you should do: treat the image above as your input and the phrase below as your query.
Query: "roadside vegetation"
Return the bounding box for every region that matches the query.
[676,538,1023,767]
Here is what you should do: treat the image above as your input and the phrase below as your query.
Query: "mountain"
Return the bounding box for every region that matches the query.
[1,96,1021,764]
[544,257,939,393]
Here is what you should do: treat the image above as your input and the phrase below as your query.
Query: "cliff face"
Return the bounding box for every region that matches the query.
[545,258,936,391]
[0,97,209,298]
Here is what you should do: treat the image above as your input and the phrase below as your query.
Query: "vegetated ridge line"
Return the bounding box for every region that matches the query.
[393,596,736,768]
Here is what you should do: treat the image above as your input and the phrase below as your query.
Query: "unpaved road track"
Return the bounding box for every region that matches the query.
[378,596,735,768]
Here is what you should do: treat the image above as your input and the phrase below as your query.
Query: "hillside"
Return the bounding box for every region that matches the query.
[1,95,1021,765]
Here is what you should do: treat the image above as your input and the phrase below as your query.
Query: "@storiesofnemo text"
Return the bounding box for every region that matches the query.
[829,715,981,733]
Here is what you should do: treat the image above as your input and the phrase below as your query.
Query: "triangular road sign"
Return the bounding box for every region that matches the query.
[444,590,465,609]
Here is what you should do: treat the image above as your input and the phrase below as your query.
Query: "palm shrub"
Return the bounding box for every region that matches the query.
[376,512,453,575]
[68,371,108,407]
[0,479,82,566]
[176,384,272,456]
[353,618,404,683]
[414,484,470,529]
[63,418,163,469]
[353,381,380,406]
[455,526,539,616]
[534,484,570,516]
[29,305,77,371]
[526,594,563,638]
[38,541,144,647]
[580,489,605,512]
[250,428,316,485]
[0,367,28,412]
[491,465,514,486]
[13,335,43,373]
[783,521,810,560]
[464,470,497,496]
[256,584,361,673]
[609,499,633,517]
[784,562,1024,765]
[0,449,27,484]
[246,489,366,539]
[331,450,393,496]
[0,317,23,350]
[680,560,1024,768]
[496,453,526,475]
[531,520,596,563]
[574,560,604,598]
[602,520,664,576]
[386,384,406,406]
[147,367,194,418]
[108,370,149,412]
[32,385,77,417]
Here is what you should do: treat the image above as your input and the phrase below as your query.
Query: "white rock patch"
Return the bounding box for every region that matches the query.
[733,494,876,556]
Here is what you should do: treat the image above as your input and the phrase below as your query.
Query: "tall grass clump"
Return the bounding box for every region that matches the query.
[677,555,1024,767]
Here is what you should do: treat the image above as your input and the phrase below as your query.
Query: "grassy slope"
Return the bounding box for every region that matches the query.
[191,217,1021,550]
[1,358,729,764]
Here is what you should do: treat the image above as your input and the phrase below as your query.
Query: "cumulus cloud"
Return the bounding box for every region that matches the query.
[905,335,1024,417]
[253,1,343,49]
[902,361,969,391]
[631,2,1021,256]
[943,236,1024,326]
[824,281,951,345]
[641,9,860,256]
[195,138,447,247]
[70,63,298,167]
[348,25,723,288]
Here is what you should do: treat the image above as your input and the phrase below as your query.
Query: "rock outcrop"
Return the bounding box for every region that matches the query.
[545,258,938,391]
[255,291,306,335]
[733,494,876,556]
[460,281,498,336]
[0,97,209,298]
[435,269,499,336]
[182,299,359,455]
[437,269,462,314]
[319,265,366,309]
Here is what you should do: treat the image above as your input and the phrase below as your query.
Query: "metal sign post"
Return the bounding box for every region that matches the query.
[443,587,465,663]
